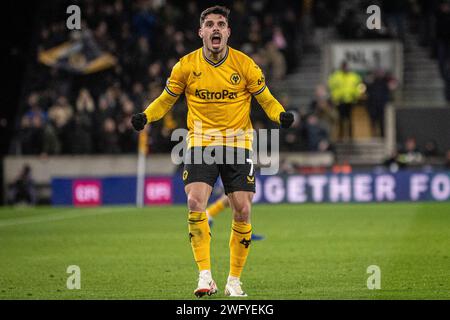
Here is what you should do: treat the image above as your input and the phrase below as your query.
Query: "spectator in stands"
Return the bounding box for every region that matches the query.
[69,113,93,154]
[328,61,362,141]
[76,88,95,114]
[264,41,287,81]
[73,94,98,141]
[8,164,36,205]
[25,93,46,121]
[18,116,34,155]
[281,110,304,151]
[248,17,263,50]
[48,96,73,125]
[41,119,61,155]
[131,82,147,109]
[304,114,332,152]
[397,136,424,166]
[383,150,403,171]
[27,114,46,155]
[423,140,440,157]
[98,117,121,154]
[132,1,158,46]
[145,61,164,86]
[117,99,138,153]
[309,84,338,142]
[365,68,398,137]
[47,96,74,154]
[93,95,115,152]
[131,36,153,81]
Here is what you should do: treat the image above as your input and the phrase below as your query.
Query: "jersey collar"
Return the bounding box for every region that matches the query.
[202,46,229,67]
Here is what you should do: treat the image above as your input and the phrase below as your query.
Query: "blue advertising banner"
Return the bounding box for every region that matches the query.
[52,171,450,206]
[251,171,450,203]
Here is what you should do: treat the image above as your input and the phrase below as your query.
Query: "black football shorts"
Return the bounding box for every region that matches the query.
[182,146,256,194]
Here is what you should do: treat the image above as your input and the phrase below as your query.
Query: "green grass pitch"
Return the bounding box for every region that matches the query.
[0,202,449,299]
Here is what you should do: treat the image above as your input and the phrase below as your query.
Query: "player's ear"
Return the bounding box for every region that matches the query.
[198,28,203,39]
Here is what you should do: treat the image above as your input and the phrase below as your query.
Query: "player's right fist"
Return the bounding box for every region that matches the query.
[131,113,147,131]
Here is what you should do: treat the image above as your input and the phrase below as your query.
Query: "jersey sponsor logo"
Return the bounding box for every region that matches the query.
[230,73,241,85]
[195,89,238,100]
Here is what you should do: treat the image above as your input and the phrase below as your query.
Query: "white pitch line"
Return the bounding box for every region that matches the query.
[0,208,122,228]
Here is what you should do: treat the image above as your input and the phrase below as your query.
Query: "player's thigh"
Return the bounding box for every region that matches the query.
[183,147,219,188]
[183,147,219,211]
[228,191,254,222]
[219,149,255,195]
[185,182,213,212]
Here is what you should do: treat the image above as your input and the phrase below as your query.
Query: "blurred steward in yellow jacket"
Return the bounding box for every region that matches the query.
[328,61,362,140]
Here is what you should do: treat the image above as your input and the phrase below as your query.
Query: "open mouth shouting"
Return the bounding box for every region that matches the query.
[210,33,222,50]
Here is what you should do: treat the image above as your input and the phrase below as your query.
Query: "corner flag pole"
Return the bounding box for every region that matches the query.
[136,126,148,208]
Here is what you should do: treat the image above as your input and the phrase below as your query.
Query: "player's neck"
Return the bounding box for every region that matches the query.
[203,46,227,62]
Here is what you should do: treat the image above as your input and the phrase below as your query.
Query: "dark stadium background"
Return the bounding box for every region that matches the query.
[3,0,450,206]
[0,0,449,301]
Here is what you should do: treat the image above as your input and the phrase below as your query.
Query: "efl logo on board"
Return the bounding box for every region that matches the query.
[72,180,102,206]
[144,178,172,205]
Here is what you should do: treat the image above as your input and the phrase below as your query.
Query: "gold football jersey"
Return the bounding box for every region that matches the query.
[144,46,284,150]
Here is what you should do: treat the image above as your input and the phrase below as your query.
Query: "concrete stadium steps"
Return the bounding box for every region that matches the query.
[334,139,387,165]
[281,49,323,109]
[400,33,447,107]
[275,28,339,109]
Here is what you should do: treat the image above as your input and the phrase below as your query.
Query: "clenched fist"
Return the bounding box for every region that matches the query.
[279,112,294,128]
[131,113,147,131]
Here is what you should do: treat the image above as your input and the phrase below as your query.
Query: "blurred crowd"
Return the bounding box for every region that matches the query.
[13,0,303,156]
[384,136,450,171]
[12,0,450,158]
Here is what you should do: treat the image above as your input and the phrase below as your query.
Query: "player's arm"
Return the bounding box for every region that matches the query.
[246,62,293,128]
[131,61,186,131]
[254,87,293,128]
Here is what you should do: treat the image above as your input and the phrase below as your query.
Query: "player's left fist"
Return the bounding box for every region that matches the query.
[131,113,147,131]
[279,112,294,128]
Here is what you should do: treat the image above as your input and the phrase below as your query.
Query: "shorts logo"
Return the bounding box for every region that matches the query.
[183,170,189,181]
[247,176,255,184]
[230,73,241,85]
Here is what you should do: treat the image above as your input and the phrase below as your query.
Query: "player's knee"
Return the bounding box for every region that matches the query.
[187,195,204,212]
[233,203,251,222]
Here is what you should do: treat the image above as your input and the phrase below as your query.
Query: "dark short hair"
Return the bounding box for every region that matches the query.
[199,5,230,27]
